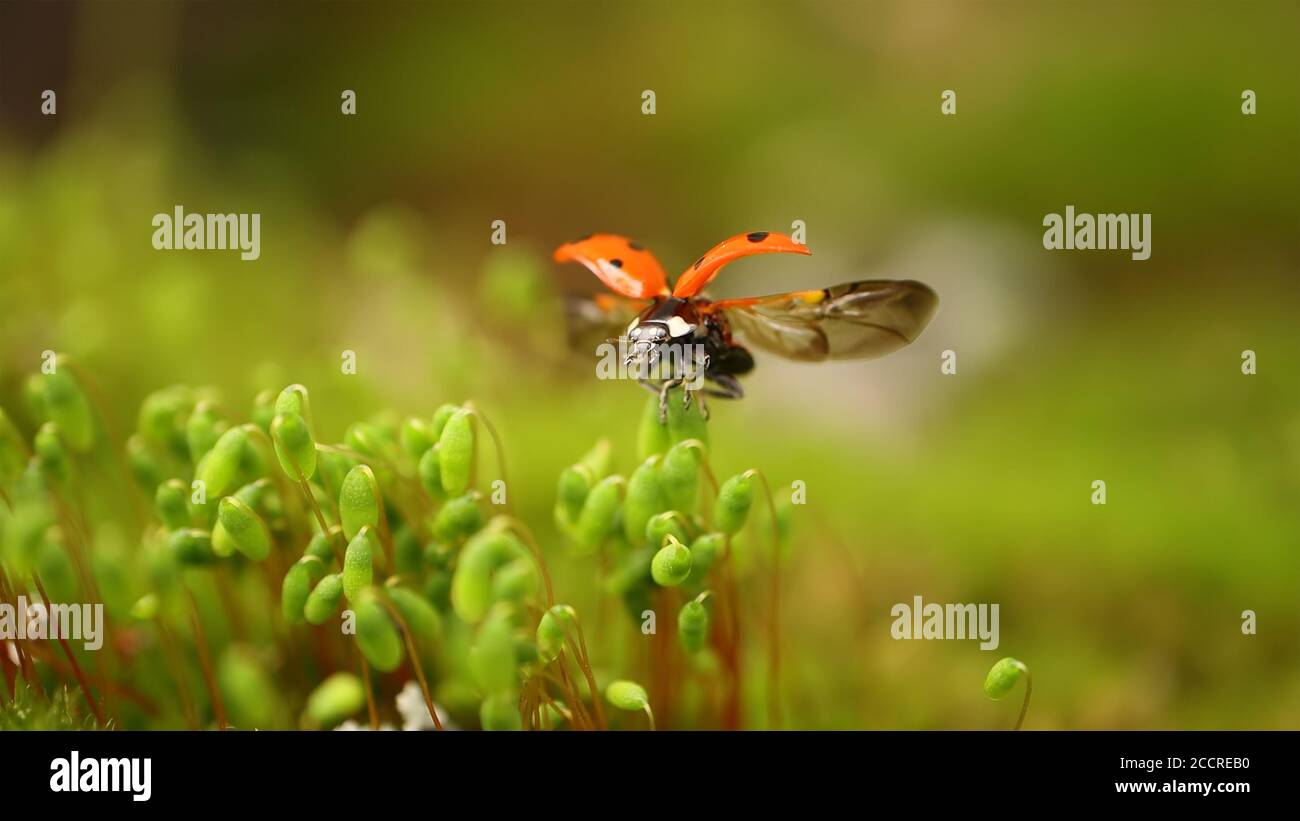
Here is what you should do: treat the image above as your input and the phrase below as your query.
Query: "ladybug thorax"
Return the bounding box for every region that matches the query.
[624,297,708,367]
[628,297,701,342]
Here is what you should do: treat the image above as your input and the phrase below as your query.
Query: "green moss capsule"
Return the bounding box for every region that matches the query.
[155,479,190,529]
[282,556,327,625]
[2,506,47,576]
[713,472,754,535]
[535,604,577,664]
[573,475,622,554]
[423,540,453,570]
[37,537,77,602]
[664,391,708,450]
[305,528,337,563]
[432,492,483,542]
[430,403,460,440]
[196,426,247,498]
[386,585,441,640]
[234,478,277,520]
[42,366,95,453]
[678,596,710,654]
[424,569,452,612]
[338,464,380,541]
[605,680,650,712]
[305,672,365,729]
[451,527,526,623]
[984,657,1033,730]
[219,646,281,730]
[511,634,537,667]
[274,384,310,421]
[554,464,591,528]
[479,691,522,731]
[304,573,345,625]
[130,593,159,621]
[186,400,224,464]
[236,423,271,478]
[316,449,354,500]
[392,525,422,575]
[577,438,612,478]
[470,610,518,694]
[343,526,375,602]
[400,417,437,459]
[371,414,402,447]
[355,591,404,672]
[23,374,46,425]
[343,422,385,460]
[774,497,794,558]
[646,511,689,549]
[651,537,693,586]
[34,423,70,483]
[137,385,192,455]
[622,457,662,546]
[605,546,654,598]
[659,441,701,511]
[417,445,446,501]
[271,412,317,481]
[491,556,538,603]
[438,408,474,496]
[187,458,217,524]
[636,396,671,460]
[232,478,266,508]
[211,520,236,558]
[984,657,1028,700]
[217,496,271,561]
[169,528,216,565]
[126,434,164,492]
[250,388,276,432]
[450,556,494,625]
[687,532,724,582]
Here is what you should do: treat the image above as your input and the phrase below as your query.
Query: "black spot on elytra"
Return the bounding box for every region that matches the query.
[628,241,643,251]
[746,231,769,243]
[609,258,623,268]
[693,256,704,269]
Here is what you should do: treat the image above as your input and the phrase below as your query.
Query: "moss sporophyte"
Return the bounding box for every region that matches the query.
[0,359,802,730]
[984,657,1032,730]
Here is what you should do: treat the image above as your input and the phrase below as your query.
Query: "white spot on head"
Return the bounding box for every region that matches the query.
[664,316,695,338]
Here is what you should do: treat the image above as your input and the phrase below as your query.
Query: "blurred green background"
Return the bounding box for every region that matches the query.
[1,0,1297,728]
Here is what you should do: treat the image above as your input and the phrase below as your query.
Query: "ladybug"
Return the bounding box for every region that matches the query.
[554,231,937,421]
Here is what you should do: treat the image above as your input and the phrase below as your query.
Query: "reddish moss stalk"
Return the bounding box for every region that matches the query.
[186,591,226,730]
[377,597,443,731]
[32,573,104,725]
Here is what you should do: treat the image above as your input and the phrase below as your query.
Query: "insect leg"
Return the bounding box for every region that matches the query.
[692,391,710,421]
[701,373,745,400]
[681,375,708,416]
[658,378,683,424]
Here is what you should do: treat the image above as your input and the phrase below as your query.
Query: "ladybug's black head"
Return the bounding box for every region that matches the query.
[625,298,698,367]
